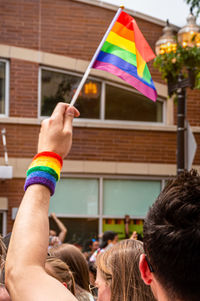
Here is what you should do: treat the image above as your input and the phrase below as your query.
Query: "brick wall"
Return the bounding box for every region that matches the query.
[1,123,200,165]
[0,0,163,80]
[10,59,38,117]
[0,0,162,56]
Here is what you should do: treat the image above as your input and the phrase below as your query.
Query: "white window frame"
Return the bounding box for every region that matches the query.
[38,66,166,125]
[55,174,166,237]
[0,59,10,117]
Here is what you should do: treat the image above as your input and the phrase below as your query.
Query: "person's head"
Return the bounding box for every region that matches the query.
[49,230,57,237]
[49,243,90,292]
[45,256,75,294]
[91,240,99,252]
[141,170,200,301]
[100,231,118,249]
[96,239,155,301]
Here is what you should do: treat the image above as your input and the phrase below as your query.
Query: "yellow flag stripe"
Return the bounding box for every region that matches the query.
[111,21,135,42]
[106,31,146,77]
[107,31,136,54]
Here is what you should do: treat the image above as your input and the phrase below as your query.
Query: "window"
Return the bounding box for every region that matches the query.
[49,217,98,245]
[49,176,162,242]
[40,67,164,123]
[50,178,99,216]
[103,179,161,216]
[0,60,9,116]
[105,84,162,122]
[41,69,101,119]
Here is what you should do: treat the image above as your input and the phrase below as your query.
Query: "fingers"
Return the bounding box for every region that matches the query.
[51,103,80,123]
[63,106,80,133]
[51,102,69,123]
[71,106,80,118]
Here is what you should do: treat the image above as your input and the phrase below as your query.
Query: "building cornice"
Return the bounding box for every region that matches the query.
[72,0,179,29]
[2,116,200,132]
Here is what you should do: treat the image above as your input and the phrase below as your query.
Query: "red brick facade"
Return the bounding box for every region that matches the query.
[0,0,200,232]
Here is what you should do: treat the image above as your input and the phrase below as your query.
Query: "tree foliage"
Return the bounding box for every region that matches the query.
[185,0,200,17]
[154,46,200,97]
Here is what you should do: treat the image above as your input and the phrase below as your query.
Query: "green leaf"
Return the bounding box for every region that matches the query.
[154,45,200,98]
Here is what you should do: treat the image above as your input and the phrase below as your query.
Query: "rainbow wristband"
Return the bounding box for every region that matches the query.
[24,151,63,196]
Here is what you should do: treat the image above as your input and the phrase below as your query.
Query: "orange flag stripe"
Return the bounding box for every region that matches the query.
[111,21,135,43]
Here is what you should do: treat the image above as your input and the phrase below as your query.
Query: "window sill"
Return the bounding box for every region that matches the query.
[0,116,178,132]
[73,119,177,132]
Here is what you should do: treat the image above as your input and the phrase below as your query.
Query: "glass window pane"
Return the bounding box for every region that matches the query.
[50,178,99,216]
[0,62,6,115]
[49,217,98,245]
[103,179,161,217]
[41,69,100,118]
[105,84,163,122]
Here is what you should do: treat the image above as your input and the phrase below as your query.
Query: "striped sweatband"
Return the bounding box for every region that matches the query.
[24,151,63,196]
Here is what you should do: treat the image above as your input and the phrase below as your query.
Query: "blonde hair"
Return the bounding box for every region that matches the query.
[96,239,155,301]
[0,236,7,283]
[45,256,75,295]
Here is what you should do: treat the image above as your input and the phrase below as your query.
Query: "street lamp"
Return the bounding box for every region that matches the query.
[155,11,200,174]
[155,20,177,55]
[178,11,200,47]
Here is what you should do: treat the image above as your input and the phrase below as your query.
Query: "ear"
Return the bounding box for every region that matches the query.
[139,254,153,285]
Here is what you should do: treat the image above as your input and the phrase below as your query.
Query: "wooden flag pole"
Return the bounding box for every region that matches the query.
[70,5,124,107]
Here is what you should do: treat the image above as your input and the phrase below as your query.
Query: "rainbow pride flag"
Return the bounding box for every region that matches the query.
[92,11,157,101]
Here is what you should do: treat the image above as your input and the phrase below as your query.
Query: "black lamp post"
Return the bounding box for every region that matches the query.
[155,11,200,174]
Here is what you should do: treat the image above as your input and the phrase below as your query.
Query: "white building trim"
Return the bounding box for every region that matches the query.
[3,157,200,178]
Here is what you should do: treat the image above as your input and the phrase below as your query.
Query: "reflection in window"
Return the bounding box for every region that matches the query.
[41,69,101,118]
[40,68,163,123]
[49,217,98,245]
[0,62,6,115]
[105,84,163,122]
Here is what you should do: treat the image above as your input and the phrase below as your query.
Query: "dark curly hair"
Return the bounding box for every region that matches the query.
[143,170,200,301]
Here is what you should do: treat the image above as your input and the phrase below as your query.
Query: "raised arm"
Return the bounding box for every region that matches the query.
[5,103,79,301]
[50,212,67,243]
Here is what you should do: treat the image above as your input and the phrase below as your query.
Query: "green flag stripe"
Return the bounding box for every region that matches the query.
[142,64,152,84]
[101,41,152,83]
[101,41,137,66]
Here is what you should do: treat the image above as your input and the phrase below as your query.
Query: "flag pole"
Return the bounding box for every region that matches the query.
[70,5,124,107]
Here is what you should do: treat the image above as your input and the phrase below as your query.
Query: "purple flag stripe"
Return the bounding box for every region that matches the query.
[93,60,157,102]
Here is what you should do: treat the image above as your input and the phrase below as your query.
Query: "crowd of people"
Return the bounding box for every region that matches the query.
[0,103,199,301]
